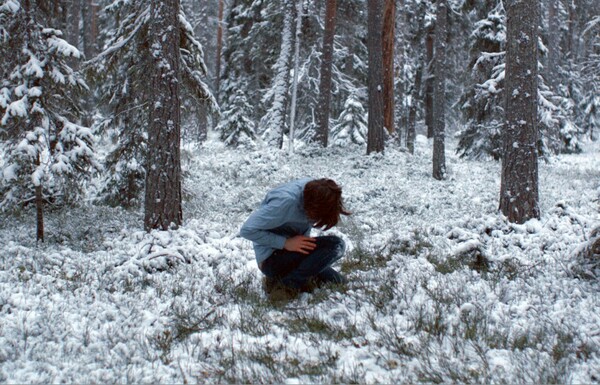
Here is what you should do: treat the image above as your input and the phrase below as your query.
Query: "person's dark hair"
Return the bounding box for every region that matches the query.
[303,179,351,230]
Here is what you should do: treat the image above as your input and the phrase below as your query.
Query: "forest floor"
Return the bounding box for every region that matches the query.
[1,134,599,383]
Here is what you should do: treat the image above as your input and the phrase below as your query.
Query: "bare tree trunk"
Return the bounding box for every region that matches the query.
[144,0,183,231]
[82,0,98,58]
[424,26,435,139]
[394,0,405,145]
[215,0,224,102]
[547,0,559,89]
[367,0,385,154]
[382,0,395,134]
[566,0,576,59]
[499,0,540,224]
[197,103,208,142]
[432,0,447,180]
[66,0,81,49]
[289,0,303,155]
[407,61,422,154]
[315,0,337,147]
[35,155,44,243]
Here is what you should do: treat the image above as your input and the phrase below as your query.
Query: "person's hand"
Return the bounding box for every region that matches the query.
[284,235,317,254]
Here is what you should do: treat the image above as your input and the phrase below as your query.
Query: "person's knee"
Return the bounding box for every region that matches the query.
[316,236,346,260]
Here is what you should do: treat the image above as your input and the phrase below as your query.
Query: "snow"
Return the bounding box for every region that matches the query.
[0,0,19,13]
[2,163,17,182]
[47,35,81,59]
[0,136,599,383]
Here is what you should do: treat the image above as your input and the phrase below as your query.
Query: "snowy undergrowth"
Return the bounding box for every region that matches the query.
[0,136,599,383]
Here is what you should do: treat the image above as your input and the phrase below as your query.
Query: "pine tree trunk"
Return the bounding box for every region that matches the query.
[144,0,183,231]
[407,62,422,154]
[289,0,303,155]
[394,0,405,145]
[424,27,435,139]
[198,103,208,143]
[82,0,98,58]
[367,0,385,154]
[566,0,576,59]
[315,0,337,147]
[382,0,395,134]
[547,0,558,89]
[66,0,81,49]
[35,154,44,243]
[432,0,447,180]
[499,0,540,224]
[265,3,293,149]
[215,0,225,101]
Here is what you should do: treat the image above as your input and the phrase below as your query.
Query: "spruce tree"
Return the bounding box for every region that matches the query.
[0,0,98,241]
[331,93,368,146]
[91,0,214,208]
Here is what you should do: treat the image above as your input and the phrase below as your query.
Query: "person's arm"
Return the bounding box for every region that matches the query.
[239,197,291,250]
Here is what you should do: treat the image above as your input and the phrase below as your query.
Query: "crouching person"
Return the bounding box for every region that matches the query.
[240,178,350,299]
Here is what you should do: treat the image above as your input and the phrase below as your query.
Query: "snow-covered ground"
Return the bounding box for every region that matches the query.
[1,135,599,383]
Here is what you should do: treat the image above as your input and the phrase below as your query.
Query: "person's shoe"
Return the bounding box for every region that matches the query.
[268,285,299,302]
[262,276,277,294]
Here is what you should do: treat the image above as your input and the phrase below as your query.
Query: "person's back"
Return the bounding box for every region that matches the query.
[240,178,350,296]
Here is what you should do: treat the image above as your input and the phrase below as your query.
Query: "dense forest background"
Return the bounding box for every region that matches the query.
[1,0,598,237]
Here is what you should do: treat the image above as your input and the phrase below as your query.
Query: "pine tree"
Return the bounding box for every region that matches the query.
[457,0,580,160]
[457,1,506,160]
[0,0,99,241]
[331,92,368,146]
[581,89,599,141]
[218,87,257,148]
[579,15,600,141]
[144,0,183,231]
[499,0,540,224]
[432,0,447,180]
[367,0,385,154]
[314,0,338,147]
[91,0,215,208]
[382,0,395,134]
[260,1,294,149]
[218,0,276,146]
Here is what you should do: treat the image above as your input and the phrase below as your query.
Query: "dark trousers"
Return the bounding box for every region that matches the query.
[259,236,347,290]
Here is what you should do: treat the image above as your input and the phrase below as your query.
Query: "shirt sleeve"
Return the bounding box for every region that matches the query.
[239,196,292,250]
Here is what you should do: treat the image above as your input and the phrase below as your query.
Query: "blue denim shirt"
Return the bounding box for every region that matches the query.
[240,178,313,264]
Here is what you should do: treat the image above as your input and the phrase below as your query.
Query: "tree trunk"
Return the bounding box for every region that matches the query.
[66,0,81,49]
[197,103,208,143]
[289,0,303,155]
[547,0,559,89]
[432,0,447,180]
[424,26,435,138]
[315,0,337,147]
[82,0,98,58]
[407,62,422,154]
[35,154,44,243]
[367,0,385,154]
[382,0,395,134]
[395,0,406,144]
[215,0,225,102]
[499,0,540,224]
[566,0,576,59]
[144,0,183,231]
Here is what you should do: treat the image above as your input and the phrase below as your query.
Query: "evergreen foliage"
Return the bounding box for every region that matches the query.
[0,1,99,209]
[457,1,505,160]
[259,1,293,149]
[91,0,214,207]
[218,0,369,148]
[218,88,257,148]
[579,16,600,141]
[331,92,368,146]
[457,1,581,160]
